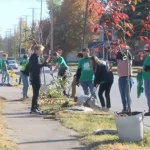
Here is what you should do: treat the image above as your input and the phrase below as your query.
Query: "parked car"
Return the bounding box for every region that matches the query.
[7,57,16,61]
[7,60,18,70]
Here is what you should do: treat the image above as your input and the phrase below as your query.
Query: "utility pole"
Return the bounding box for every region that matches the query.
[22,15,29,50]
[82,0,89,50]
[19,17,22,59]
[5,31,9,52]
[39,0,43,44]
[29,8,38,39]
[14,25,17,57]
[50,0,54,71]
[7,29,12,55]
[40,0,43,21]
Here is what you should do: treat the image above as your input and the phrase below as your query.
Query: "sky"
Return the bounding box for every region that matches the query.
[0,0,49,37]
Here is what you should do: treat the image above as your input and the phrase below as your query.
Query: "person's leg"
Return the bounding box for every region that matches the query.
[144,80,150,113]
[71,77,76,97]
[21,73,29,98]
[5,71,10,84]
[105,82,113,109]
[118,77,127,111]
[98,84,106,108]
[80,81,89,95]
[58,69,68,96]
[124,77,133,110]
[19,76,22,84]
[88,81,94,95]
[31,77,41,111]
[1,71,5,84]
[20,72,26,98]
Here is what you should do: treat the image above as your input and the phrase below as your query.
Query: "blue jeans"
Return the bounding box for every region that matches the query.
[118,77,134,111]
[2,71,10,84]
[144,80,150,112]
[80,81,94,95]
[20,72,29,97]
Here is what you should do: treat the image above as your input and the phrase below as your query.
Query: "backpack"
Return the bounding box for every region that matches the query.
[21,63,29,76]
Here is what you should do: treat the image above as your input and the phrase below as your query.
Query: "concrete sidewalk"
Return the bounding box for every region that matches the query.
[1,87,88,150]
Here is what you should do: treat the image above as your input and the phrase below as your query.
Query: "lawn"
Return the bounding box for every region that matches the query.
[40,101,150,150]
[0,99,17,150]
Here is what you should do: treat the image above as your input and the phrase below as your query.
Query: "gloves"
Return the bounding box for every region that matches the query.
[93,87,97,93]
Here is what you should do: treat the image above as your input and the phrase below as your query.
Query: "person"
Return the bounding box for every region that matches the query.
[70,52,83,98]
[76,48,94,95]
[116,45,134,112]
[1,53,11,86]
[51,52,69,96]
[91,56,114,111]
[142,44,150,116]
[19,57,24,84]
[29,45,48,114]
[20,55,29,100]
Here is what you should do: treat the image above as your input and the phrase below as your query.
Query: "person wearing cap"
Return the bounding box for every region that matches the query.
[143,44,150,115]
[20,54,29,100]
[51,52,69,96]
[116,45,134,112]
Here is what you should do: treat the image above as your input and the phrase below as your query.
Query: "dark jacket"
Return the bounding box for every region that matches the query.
[94,64,114,86]
[29,53,45,78]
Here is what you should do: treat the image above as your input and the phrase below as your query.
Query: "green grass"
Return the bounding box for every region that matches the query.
[57,112,150,150]
[40,99,150,150]
[0,99,17,150]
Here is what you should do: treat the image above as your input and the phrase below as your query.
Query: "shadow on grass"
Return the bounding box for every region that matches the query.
[87,139,120,149]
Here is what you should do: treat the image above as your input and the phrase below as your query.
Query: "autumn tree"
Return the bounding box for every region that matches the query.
[45,0,99,55]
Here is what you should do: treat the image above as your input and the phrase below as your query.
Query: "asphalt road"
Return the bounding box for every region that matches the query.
[40,67,150,129]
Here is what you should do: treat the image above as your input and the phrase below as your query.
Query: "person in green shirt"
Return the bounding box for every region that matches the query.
[1,53,11,86]
[143,44,150,115]
[51,52,69,96]
[76,48,94,95]
[20,55,29,100]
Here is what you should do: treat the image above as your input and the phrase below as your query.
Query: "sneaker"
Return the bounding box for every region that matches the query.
[7,83,13,87]
[30,109,43,115]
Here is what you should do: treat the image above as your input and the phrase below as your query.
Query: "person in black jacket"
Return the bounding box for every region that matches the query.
[29,45,47,114]
[90,56,114,111]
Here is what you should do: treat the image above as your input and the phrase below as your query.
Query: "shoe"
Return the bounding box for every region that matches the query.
[7,83,13,87]
[144,112,150,116]
[21,97,27,101]
[30,109,43,115]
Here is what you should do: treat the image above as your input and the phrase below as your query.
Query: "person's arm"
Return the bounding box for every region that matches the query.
[52,57,63,73]
[76,60,82,83]
[4,60,8,71]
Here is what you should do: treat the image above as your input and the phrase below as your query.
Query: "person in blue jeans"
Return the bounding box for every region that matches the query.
[116,46,134,112]
[76,48,94,95]
[1,53,11,86]
[142,44,150,116]
[20,55,29,100]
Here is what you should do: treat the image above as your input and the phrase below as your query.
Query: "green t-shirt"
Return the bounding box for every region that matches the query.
[143,54,150,80]
[1,58,7,72]
[78,57,94,81]
[53,56,68,69]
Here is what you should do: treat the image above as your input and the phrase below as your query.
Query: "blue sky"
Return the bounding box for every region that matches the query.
[0,0,49,37]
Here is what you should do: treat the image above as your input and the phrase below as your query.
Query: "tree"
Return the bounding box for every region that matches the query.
[45,0,99,56]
